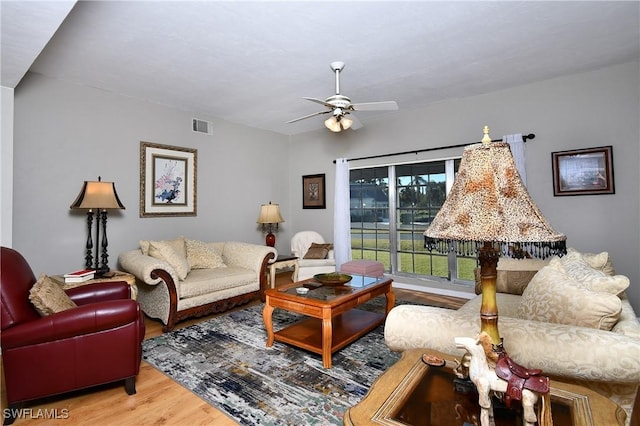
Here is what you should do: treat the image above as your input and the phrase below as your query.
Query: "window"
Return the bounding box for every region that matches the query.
[350,167,390,265]
[349,159,475,283]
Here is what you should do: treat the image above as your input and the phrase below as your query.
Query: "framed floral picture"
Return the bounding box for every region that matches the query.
[551,146,614,196]
[302,174,326,209]
[140,142,197,217]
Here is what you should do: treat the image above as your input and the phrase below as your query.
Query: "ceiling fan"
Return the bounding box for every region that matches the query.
[287,61,399,132]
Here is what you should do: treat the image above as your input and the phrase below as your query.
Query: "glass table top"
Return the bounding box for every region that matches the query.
[279,275,383,301]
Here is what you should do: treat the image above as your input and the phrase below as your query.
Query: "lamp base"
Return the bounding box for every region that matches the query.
[94,266,110,278]
[265,232,276,247]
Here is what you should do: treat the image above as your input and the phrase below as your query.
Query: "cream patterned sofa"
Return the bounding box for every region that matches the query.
[118,237,276,332]
[384,248,640,424]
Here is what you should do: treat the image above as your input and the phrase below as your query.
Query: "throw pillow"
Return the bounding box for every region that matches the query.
[474,257,550,295]
[567,247,616,275]
[186,239,226,269]
[559,252,629,296]
[303,247,329,259]
[303,242,333,259]
[516,261,622,331]
[140,236,187,258]
[311,242,333,251]
[29,274,78,316]
[496,257,550,271]
[148,241,190,280]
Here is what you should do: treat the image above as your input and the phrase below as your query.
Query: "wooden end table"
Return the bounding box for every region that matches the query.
[344,348,626,426]
[263,275,394,368]
[267,255,299,288]
[51,271,138,300]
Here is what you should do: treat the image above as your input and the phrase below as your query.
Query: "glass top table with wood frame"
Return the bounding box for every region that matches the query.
[262,275,395,368]
[344,348,626,426]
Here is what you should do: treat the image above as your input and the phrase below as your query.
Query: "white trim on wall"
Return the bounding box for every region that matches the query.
[1,86,14,247]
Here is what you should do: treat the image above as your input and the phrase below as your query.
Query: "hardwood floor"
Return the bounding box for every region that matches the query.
[1,273,466,425]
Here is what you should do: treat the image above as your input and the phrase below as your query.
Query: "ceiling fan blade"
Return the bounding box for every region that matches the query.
[303,97,334,109]
[349,114,363,130]
[286,110,330,123]
[351,101,399,111]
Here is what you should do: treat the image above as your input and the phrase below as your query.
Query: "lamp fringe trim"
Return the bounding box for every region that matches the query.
[424,238,567,260]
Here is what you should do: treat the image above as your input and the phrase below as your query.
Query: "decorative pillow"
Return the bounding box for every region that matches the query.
[186,239,226,269]
[312,242,333,250]
[567,247,616,275]
[474,257,549,295]
[496,257,550,271]
[516,262,622,331]
[148,241,190,280]
[29,274,78,316]
[140,236,186,258]
[303,247,329,259]
[559,252,629,296]
[302,242,333,259]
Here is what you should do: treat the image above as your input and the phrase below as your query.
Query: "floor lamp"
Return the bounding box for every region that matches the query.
[424,127,566,423]
[70,177,125,275]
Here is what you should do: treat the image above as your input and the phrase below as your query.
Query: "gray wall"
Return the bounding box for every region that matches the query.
[13,72,290,272]
[11,61,640,311]
[288,61,640,309]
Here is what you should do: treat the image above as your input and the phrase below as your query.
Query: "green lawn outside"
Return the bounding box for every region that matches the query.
[351,232,476,281]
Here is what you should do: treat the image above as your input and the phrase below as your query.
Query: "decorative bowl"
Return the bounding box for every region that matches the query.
[313,273,352,286]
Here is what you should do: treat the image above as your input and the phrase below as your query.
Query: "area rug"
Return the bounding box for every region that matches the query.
[142,299,411,425]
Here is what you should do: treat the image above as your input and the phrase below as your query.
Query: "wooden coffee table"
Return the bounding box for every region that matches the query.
[344,348,626,426]
[262,275,394,368]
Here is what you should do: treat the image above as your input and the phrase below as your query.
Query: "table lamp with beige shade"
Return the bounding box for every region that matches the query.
[257,201,284,247]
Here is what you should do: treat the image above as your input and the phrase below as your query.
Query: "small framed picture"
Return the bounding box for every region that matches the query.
[302,174,326,209]
[140,142,197,217]
[551,146,614,196]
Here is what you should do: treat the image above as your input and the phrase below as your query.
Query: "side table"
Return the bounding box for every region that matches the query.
[51,271,138,300]
[344,348,626,426]
[267,255,299,288]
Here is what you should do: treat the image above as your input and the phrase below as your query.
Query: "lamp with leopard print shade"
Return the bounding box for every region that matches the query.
[424,127,566,426]
[424,126,566,351]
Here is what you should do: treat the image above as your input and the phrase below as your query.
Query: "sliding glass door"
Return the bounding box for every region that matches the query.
[349,159,475,284]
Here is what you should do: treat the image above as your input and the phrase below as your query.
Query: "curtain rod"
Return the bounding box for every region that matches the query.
[332,133,535,164]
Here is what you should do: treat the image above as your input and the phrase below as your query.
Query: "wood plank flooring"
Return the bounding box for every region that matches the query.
[1,273,467,425]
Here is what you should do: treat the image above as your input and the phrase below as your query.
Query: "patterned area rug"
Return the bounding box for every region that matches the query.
[142,299,406,425]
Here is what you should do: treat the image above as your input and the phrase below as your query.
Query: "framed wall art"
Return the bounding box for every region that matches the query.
[140,142,197,217]
[302,174,326,209]
[551,146,614,196]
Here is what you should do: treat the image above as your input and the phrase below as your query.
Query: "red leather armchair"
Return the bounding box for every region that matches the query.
[1,247,145,425]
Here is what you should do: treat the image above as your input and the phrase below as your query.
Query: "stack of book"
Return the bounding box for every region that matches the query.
[64,269,96,283]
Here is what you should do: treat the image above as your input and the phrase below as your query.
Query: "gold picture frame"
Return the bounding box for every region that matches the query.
[140,142,197,217]
[302,174,326,209]
[552,146,614,196]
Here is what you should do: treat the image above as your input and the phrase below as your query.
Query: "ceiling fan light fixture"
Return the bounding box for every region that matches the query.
[340,116,353,130]
[289,62,398,131]
[324,116,341,132]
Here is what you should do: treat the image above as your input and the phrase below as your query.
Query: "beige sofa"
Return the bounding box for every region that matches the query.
[118,237,276,332]
[384,248,640,424]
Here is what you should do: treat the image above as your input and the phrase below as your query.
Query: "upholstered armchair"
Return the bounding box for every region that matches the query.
[290,231,336,280]
[0,247,145,425]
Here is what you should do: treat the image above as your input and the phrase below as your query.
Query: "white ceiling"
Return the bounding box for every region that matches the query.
[3,1,639,136]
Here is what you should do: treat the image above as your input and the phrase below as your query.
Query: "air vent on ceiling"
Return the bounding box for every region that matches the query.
[192,118,213,135]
